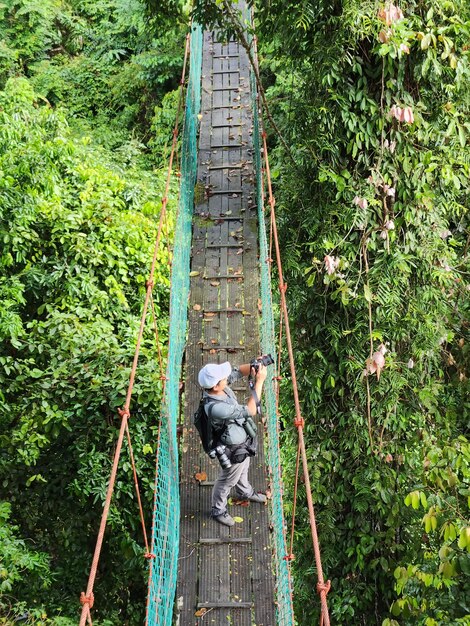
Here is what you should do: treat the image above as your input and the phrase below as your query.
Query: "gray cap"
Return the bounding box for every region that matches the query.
[198,361,232,389]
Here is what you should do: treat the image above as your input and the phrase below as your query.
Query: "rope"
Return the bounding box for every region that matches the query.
[79,593,93,625]
[78,31,191,626]
[261,127,331,625]
[125,423,150,554]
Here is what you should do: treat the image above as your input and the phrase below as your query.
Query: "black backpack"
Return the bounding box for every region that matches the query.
[193,397,225,454]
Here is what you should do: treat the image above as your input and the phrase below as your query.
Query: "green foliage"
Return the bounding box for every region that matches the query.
[190,0,255,42]
[0,76,176,622]
[0,502,51,598]
[150,88,181,165]
[391,436,470,624]
[0,0,186,147]
[255,0,469,623]
[0,0,63,77]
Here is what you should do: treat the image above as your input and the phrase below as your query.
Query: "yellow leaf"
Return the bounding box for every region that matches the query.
[233,516,244,523]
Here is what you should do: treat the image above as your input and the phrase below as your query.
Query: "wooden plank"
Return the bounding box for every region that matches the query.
[203,307,244,312]
[208,161,243,166]
[203,274,244,279]
[231,542,253,619]
[199,537,252,544]
[197,602,253,609]
[201,345,244,352]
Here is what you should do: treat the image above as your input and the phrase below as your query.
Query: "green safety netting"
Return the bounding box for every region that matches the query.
[145,23,202,626]
[250,42,296,626]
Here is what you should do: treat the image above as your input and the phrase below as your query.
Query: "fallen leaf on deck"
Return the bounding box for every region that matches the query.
[195,472,207,482]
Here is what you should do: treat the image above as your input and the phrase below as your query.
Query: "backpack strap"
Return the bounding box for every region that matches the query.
[204,398,229,445]
[248,376,262,414]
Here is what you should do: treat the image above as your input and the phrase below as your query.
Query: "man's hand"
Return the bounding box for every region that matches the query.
[253,363,267,382]
[246,364,267,416]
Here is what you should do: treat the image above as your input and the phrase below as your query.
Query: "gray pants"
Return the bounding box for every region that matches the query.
[211,457,254,516]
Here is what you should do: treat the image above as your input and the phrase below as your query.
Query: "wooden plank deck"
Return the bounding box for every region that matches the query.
[176,28,277,626]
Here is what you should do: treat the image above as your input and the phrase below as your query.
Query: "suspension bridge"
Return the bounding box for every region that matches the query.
[78,8,330,626]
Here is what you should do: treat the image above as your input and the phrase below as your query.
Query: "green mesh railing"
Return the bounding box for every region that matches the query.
[145,23,202,626]
[250,39,296,626]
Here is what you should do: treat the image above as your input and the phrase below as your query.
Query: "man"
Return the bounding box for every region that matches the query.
[197,360,268,527]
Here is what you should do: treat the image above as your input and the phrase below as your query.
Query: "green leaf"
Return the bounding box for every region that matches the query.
[26,474,46,486]
[420,491,428,508]
[458,527,470,550]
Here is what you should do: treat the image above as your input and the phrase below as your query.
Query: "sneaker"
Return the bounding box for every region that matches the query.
[234,492,267,504]
[248,492,267,504]
[212,512,235,527]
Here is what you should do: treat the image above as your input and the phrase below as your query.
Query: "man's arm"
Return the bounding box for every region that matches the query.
[237,363,252,377]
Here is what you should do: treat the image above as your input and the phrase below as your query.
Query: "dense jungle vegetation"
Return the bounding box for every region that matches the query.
[1,0,469,625]
[0,1,184,623]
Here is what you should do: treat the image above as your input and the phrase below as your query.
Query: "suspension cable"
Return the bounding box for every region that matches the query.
[78,32,191,626]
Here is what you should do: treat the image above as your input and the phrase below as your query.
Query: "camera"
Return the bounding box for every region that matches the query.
[208,445,232,469]
[250,353,274,373]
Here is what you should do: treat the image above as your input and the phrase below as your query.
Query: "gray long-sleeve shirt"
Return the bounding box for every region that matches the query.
[203,367,251,446]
